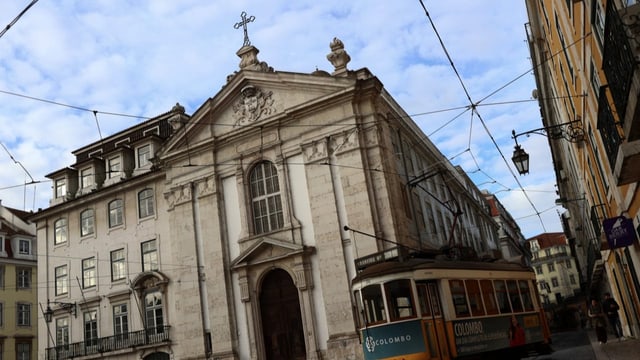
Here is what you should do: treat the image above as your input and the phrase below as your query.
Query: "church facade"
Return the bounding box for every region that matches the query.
[33,38,500,360]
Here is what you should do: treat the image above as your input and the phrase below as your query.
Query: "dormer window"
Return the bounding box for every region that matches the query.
[80,168,94,188]
[108,156,122,179]
[19,239,30,255]
[55,178,67,198]
[137,144,151,168]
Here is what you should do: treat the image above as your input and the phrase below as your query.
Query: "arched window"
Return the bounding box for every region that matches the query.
[80,209,95,236]
[249,161,284,234]
[109,199,124,227]
[138,189,155,219]
[54,218,68,244]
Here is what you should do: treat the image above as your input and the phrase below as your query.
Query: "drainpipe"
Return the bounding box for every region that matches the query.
[191,181,212,357]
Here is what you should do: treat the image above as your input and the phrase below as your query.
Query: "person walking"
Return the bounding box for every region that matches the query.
[602,292,625,341]
[589,298,607,344]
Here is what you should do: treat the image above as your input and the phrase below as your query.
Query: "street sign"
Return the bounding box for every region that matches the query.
[603,216,638,249]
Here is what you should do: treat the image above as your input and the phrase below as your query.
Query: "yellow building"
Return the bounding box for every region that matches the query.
[0,203,37,359]
[524,0,640,338]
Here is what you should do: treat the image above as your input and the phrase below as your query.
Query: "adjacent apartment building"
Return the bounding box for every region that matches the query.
[0,202,37,359]
[525,0,640,338]
[527,233,581,306]
[30,38,502,359]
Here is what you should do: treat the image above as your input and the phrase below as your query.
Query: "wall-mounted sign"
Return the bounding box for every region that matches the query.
[603,216,638,249]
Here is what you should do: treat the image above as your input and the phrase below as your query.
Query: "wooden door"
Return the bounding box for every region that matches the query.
[260,269,306,360]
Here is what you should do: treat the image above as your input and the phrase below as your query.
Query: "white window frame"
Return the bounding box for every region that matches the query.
[138,189,155,219]
[109,199,124,228]
[55,178,66,198]
[137,144,151,168]
[111,249,126,281]
[80,209,95,237]
[80,167,94,189]
[141,240,158,272]
[54,218,68,245]
[16,303,30,326]
[107,156,122,179]
[55,265,68,296]
[16,268,30,289]
[82,257,97,289]
[249,161,284,234]
[18,239,30,255]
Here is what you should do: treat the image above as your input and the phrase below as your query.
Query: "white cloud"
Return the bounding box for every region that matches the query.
[0,0,562,236]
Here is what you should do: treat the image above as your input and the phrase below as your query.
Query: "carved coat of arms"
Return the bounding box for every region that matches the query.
[232,85,275,127]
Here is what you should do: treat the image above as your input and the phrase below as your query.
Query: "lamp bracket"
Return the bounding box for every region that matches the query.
[512,119,584,144]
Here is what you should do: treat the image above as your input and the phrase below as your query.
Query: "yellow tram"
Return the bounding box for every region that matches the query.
[352,255,552,359]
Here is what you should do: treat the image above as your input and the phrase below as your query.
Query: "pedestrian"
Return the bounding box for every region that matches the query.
[588,298,607,344]
[602,292,625,341]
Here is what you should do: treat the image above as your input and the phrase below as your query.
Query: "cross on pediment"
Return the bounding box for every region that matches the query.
[234,11,256,47]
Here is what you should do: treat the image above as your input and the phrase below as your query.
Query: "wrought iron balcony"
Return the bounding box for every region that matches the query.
[45,325,170,360]
[601,1,640,185]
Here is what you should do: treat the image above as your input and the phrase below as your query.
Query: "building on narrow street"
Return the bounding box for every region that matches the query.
[524,0,640,339]
[31,36,503,359]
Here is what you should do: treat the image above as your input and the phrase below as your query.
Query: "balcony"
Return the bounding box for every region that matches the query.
[601,1,640,185]
[45,326,170,360]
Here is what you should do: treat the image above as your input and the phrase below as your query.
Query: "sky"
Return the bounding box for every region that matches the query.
[0,0,565,238]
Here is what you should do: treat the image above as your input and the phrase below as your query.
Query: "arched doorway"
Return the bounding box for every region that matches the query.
[260,268,306,359]
[143,352,169,360]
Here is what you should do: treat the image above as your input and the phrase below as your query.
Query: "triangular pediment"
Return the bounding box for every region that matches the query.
[231,236,310,269]
[159,68,366,162]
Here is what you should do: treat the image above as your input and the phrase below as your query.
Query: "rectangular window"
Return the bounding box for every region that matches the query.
[17,303,30,326]
[552,277,559,287]
[480,280,499,315]
[80,168,93,188]
[449,279,470,317]
[535,265,542,274]
[82,257,96,289]
[465,280,485,316]
[0,303,3,326]
[138,189,155,218]
[507,280,523,312]
[56,318,69,346]
[111,249,126,281]
[544,249,551,257]
[84,310,98,346]
[108,156,121,178]
[566,259,572,268]
[16,268,30,289]
[142,240,158,271]
[145,292,164,334]
[361,285,386,325]
[55,265,68,296]
[54,218,68,244]
[137,144,151,168]
[113,304,129,338]
[548,263,555,272]
[109,199,124,227]
[81,209,95,236]
[55,178,66,198]
[384,279,416,320]
[0,266,4,290]
[18,239,30,255]
[16,341,30,360]
[494,280,511,313]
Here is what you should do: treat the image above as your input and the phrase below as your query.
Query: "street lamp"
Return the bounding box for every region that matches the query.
[511,119,584,175]
[43,299,77,323]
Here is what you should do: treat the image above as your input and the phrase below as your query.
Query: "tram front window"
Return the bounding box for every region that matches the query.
[385,279,416,321]
[361,285,387,325]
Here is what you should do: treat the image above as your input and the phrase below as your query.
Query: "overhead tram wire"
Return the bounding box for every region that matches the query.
[0,0,39,40]
[418,0,548,232]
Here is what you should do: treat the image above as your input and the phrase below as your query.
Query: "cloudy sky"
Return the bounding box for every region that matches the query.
[0,0,563,238]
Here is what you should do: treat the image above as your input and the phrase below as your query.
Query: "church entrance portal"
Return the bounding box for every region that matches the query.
[260,268,306,359]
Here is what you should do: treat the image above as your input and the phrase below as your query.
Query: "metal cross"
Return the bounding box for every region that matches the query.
[234,11,256,47]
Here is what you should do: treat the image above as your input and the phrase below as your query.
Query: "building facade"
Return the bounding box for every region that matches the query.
[524,0,640,338]
[0,202,37,359]
[483,191,530,265]
[32,39,501,359]
[528,233,581,305]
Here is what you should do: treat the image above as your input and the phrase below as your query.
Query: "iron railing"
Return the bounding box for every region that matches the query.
[45,325,170,360]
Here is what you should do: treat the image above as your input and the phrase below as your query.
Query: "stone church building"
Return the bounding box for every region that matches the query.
[33,37,499,359]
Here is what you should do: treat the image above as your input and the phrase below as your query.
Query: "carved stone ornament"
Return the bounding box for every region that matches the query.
[326,37,351,76]
[232,85,276,127]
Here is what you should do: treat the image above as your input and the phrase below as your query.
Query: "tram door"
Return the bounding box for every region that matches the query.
[417,282,450,360]
[260,269,306,360]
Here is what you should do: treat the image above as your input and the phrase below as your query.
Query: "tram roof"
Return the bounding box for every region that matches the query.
[352,258,532,283]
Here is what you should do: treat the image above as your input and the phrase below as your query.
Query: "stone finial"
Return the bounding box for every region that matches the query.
[236,45,274,73]
[327,37,351,76]
[169,102,188,130]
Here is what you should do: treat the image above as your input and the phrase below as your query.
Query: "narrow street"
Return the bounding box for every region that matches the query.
[524,329,595,360]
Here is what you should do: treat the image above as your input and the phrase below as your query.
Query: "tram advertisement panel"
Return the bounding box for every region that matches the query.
[451,314,543,356]
[361,319,426,360]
